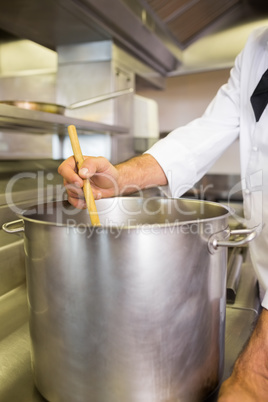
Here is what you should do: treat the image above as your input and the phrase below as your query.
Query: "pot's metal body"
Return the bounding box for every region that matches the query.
[3,198,253,402]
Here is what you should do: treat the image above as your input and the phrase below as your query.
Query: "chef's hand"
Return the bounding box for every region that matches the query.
[58,156,119,208]
[58,154,168,208]
[217,308,268,402]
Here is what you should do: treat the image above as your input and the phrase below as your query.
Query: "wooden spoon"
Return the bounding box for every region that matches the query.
[68,124,101,226]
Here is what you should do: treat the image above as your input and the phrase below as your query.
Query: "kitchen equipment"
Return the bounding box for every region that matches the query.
[0,88,134,115]
[226,248,243,304]
[133,94,160,153]
[67,124,100,226]
[2,197,258,402]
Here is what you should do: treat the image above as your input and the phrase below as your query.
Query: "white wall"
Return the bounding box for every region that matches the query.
[137,69,241,174]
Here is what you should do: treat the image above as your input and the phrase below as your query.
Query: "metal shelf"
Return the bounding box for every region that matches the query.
[0,104,128,135]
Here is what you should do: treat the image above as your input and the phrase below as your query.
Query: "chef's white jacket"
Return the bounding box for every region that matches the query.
[146,26,268,308]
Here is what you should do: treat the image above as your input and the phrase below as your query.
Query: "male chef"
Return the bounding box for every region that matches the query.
[58,26,268,401]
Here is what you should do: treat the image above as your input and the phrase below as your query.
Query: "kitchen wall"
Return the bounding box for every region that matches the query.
[137,68,241,175]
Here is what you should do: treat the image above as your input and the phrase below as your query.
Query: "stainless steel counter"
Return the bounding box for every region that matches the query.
[0,258,260,402]
[0,286,44,401]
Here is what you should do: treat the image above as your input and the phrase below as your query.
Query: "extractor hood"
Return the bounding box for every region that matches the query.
[0,0,180,75]
[0,0,268,75]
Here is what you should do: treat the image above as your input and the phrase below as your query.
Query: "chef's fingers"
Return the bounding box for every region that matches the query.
[58,155,115,186]
[78,156,119,195]
[63,180,86,209]
[78,156,108,177]
[58,156,84,187]
[64,180,84,198]
[59,155,119,201]
[78,156,118,180]
[67,195,87,209]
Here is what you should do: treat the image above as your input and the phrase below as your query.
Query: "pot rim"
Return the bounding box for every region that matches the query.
[16,198,231,229]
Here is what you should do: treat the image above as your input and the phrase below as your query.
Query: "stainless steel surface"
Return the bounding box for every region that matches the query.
[0,0,266,77]
[0,103,128,135]
[0,159,65,226]
[57,41,165,90]
[141,0,257,48]
[3,197,231,402]
[0,88,134,115]
[0,0,180,75]
[0,284,45,402]
[0,41,134,162]
[0,258,260,402]
[2,220,25,234]
[69,88,134,109]
[0,101,65,115]
[226,248,243,304]
[0,285,28,342]
[208,226,259,251]
[134,137,159,153]
[0,230,25,297]
[184,174,243,202]
[56,46,134,126]
[57,43,135,162]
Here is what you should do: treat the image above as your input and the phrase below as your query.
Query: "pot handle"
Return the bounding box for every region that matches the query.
[208,225,261,253]
[2,219,24,234]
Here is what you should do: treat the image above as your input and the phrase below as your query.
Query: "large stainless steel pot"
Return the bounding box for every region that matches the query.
[2,198,258,402]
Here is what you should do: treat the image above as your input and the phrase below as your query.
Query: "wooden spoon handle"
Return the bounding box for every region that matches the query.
[67,124,101,226]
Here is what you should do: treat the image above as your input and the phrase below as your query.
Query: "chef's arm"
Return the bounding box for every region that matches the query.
[218,308,268,401]
[116,153,167,194]
[58,153,167,208]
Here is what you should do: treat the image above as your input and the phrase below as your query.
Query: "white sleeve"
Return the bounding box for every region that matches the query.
[145,53,242,197]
